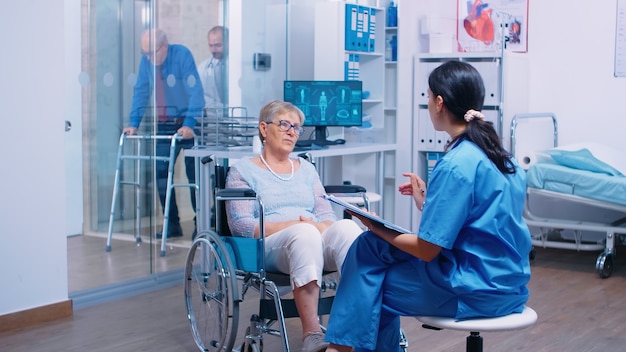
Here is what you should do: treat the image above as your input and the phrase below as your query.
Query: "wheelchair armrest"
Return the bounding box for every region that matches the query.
[216,188,257,198]
[324,184,367,194]
[215,188,261,237]
[324,184,370,215]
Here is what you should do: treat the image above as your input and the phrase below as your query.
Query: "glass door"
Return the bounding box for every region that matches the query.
[69,0,227,293]
[69,0,289,296]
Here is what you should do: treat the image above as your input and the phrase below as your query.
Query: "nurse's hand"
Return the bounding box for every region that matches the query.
[399,173,426,208]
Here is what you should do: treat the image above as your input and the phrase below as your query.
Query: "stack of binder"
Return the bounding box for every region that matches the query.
[344,3,377,80]
[344,4,377,53]
[344,54,360,81]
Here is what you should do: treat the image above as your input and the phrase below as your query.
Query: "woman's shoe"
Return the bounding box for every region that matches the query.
[301,332,329,352]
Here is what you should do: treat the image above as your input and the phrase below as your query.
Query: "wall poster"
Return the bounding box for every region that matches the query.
[457,0,529,53]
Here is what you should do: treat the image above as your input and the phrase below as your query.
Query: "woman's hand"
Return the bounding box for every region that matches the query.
[399,172,426,210]
[299,216,330,233]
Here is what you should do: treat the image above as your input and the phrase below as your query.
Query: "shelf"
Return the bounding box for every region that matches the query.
[414,54,505,156]
[312,1,394,218]
[346,50,383,57]
[385,61,397,65]
[417,52,502,60]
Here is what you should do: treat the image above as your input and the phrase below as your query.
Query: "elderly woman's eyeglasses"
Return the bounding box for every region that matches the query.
[268,120,304,136]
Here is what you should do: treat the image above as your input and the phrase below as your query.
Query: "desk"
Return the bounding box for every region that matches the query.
[186,142,396,233]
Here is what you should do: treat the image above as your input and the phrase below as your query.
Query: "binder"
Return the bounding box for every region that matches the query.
[344,54,360,81]
[426,152,444,184]
[356,6,367,51]
[345,4,359,51]
[350,54,360,80]
[418,108,436,151]
[368,8,377,52]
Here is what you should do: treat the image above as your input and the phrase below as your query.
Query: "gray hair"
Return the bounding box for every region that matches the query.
[153,29,167,48]
[143,28,167,49]
[258,100,305,140]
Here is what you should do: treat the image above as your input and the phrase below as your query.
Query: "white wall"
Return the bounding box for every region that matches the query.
[287,0,317,80]
[236,0,289,117]
[394,0,626,228]
[527,1,625,147]
[408,0,626,152]
[0,0,68,315]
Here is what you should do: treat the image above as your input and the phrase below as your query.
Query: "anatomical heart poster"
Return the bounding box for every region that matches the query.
[457,0,529,53]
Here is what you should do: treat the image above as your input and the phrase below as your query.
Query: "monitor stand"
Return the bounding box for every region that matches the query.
[296,126,341,147]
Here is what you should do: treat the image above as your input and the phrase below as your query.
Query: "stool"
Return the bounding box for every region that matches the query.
[416,305,537,352]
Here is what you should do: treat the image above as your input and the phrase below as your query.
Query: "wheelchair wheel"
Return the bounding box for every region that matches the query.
[185,230,239,351]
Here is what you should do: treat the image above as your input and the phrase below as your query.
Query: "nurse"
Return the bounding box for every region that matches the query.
[325,60,532,352]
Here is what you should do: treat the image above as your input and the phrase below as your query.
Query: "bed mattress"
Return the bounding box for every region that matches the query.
[526,162,626,207]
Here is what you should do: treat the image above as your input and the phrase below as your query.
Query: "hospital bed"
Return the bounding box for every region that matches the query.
[511,113,626,278]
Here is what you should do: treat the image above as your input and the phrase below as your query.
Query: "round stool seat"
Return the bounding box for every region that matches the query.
[416,305,537,332]
[335,192,382,205]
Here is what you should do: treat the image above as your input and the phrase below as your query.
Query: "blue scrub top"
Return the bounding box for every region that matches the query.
[419,139,532,319]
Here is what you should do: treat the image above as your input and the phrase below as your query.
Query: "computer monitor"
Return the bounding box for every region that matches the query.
[283,80,363,145]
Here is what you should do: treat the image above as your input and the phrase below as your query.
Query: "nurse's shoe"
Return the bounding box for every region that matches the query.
[302,332,329,352]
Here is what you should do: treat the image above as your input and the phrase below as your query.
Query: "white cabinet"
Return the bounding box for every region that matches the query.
[384,25,398,136]
[314,1,385,135]
[313,1,396,217]
[414,52,528,184]
[415,53,505,141]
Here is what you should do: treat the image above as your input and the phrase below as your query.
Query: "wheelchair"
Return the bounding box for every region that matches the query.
[184,155,409,351]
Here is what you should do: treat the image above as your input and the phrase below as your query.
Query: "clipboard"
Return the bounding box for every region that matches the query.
[323,194,411,234]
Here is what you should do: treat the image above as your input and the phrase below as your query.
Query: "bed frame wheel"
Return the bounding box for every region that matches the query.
[596,252,614,278]
[529,247,536,261]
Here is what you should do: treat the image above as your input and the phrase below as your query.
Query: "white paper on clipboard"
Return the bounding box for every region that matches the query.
[323,194,412,234]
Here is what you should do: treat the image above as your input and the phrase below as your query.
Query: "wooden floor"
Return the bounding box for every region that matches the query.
[68,224,194,292]
[3,246,626,351]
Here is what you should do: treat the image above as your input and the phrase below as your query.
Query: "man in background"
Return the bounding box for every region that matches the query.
[124,28,204,240]
[197,26,228,117]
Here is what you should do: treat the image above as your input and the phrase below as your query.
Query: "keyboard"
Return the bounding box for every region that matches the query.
[293,144,328,152]
[295,139,343,147]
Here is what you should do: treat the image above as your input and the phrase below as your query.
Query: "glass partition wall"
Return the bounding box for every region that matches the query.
[70,0,289,297]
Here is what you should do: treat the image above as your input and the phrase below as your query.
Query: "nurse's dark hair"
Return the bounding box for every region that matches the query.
[428,60,515,174]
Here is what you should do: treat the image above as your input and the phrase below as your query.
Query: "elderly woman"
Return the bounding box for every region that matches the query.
[225,100,362,352]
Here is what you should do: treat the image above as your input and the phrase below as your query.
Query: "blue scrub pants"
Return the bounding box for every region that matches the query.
[325,232,458,352]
